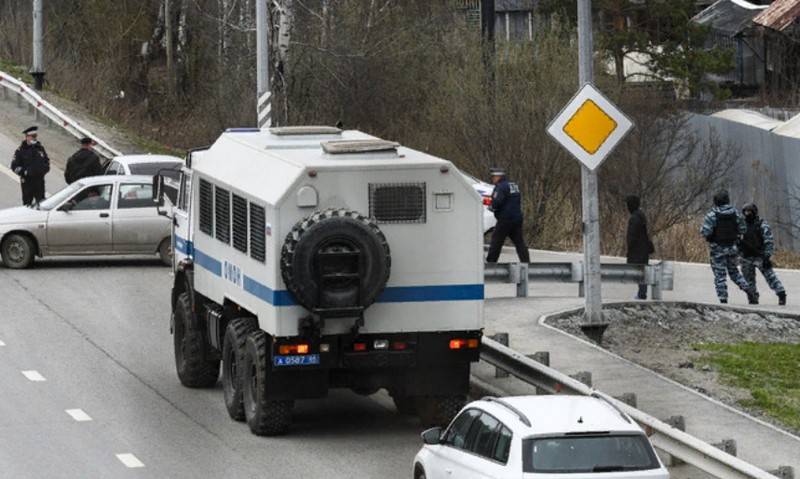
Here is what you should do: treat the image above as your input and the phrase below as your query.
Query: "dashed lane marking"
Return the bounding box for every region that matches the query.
[0,339,5,346]
[116,453,145,468]
[65,409,92,422]
[21,370,46,381]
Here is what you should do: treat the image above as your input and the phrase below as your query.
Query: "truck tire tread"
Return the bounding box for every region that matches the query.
[222,317,259,421]
[174,292,219,388]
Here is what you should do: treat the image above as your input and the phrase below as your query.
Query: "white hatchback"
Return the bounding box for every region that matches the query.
[413,395,669,479]
[463,173,497,234]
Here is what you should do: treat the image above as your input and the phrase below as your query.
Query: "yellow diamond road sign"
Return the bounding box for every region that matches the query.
[547,84,633,170]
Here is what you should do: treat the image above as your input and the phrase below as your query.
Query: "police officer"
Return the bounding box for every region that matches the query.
[10,126,50,205]
[701,190,756,304]
[739,203,786,306]
[486,168,530,263]
[65,137,103,184]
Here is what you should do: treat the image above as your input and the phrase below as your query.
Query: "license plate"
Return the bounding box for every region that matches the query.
[273,354,320,367]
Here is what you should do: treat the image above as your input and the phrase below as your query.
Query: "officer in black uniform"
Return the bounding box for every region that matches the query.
[10,126,50,205]
[486,168,530,263]
[65,137,103,184]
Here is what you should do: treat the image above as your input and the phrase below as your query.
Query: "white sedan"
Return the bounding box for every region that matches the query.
[414,395,669,479]
[464,173,497,234]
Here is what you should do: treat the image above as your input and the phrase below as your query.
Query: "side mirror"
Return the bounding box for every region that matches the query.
[60,200,76,212]
[421,427,443,445]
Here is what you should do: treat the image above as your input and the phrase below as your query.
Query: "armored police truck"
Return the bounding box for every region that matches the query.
[156,126,484,436]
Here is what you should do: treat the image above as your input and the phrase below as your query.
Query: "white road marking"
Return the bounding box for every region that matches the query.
[0,164,20,184]
[116,453,145,468]
[0,339,5,346]
[65,409,92,422]
[21,370,46,381]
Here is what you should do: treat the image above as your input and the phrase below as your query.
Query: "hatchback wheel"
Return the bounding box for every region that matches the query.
[1,234,35,269]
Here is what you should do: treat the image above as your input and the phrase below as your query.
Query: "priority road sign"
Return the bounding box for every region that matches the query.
[547,83,633,171]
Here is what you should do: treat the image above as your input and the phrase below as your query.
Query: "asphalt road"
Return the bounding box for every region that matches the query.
[0,127,423,478]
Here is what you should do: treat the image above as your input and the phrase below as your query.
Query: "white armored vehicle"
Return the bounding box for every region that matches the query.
[155,126,484,436]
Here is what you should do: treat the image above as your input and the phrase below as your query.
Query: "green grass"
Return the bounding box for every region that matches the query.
[0,57,33,83]
[696,342,800,431]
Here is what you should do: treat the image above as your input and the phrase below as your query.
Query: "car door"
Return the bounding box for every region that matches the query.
[46,183,114,254]
[425,409,481,479]
[173,168,192,265]
[457,417,516,479]
[112,182,169,253]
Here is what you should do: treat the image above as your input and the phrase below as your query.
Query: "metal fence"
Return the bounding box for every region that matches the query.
[0,70,122,160]
[484,261,675,299]
[479,337,784,479]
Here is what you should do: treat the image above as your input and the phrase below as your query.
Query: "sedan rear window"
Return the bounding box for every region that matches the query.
[523,434,660,474]
[129,162,182,176]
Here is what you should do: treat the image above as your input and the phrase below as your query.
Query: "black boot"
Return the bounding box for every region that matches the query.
[778,292,787,306]
[720,299,728,304]
[748,290,759,305]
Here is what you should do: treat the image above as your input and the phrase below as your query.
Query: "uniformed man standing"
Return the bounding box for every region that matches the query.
[739,203,786,306]
[701,190,756,304]
[10,126,50,205]
[65,137,103,184]
[486,168,530,263]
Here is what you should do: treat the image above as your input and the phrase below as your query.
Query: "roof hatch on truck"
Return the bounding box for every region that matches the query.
[321,139,400,156]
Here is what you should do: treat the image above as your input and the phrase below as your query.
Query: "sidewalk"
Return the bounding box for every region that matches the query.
[478,250,800,475]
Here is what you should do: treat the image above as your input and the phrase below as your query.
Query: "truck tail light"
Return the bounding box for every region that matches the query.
[373,339,389,350]
[279,343,310,355]
[353,342,367,352]
[391,341,407,351]
[449,338,480,350]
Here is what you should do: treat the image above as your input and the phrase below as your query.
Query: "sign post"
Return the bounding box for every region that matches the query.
[546,0,633,343]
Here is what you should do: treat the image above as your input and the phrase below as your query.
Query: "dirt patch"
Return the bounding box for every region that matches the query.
[547,302,800,434]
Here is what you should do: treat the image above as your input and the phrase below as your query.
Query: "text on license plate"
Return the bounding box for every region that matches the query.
[273,354,320,367]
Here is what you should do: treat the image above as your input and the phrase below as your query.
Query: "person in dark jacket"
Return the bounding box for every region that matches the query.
[739,203,786,306]
[10,126,50,205]
[625,195,654,300]
[65,137,103,184]
[486,168,530,263]
[700,190,756,304]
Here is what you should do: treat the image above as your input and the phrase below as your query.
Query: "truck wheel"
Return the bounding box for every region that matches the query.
[242,330,293,436]
[222,317,259,421]
[281,209,390,311]
[417,395,465,427]
[158,237,172,266]
[1,233,35,269]
[173,292,219,387]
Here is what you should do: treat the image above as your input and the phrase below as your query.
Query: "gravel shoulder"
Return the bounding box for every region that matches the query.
[546,302,800,434]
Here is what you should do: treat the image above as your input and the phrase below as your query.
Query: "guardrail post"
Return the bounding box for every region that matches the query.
[712,439,737,457]
[491,333,509,378]
[527,352,550,394]
[16,92,22,107]
[0,85,6,100]
[518,263,529,297]
[663,415,686,466]
[614,393,637,408]
[770,466,795,479]
[570,371,592,388]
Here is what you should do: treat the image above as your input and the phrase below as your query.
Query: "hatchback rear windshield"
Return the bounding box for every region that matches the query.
[129,162,182,176]
[523,433,660,474]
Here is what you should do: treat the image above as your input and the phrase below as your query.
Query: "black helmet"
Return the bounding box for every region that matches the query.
[713,190,730,207]
[743,203,758,216]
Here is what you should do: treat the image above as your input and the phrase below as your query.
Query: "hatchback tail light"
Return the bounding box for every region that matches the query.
[482,196,492,206]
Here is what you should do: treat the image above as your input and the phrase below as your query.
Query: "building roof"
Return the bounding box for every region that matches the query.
[692,0,768,36]
[710,109,785,130]
[474,396,641,436]
[753,0,800,32]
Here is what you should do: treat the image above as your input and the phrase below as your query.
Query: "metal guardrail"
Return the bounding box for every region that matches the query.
[480,336,781,479]
[485,260,674,299]
[0,71,122,160]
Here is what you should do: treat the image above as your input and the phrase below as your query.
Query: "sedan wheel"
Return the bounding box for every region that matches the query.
[1,234,35,269]
[158,238,173,266]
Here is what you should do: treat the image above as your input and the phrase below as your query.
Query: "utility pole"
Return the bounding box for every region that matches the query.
[481,0,496,167]
[577,0,607,343]
[165,0,175,95]
[31,0,45,90]
[256,0,272,128]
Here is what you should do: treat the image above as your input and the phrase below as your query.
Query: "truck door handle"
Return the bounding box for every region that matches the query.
[99,213,109,218]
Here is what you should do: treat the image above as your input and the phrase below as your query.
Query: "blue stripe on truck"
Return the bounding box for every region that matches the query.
[188,241,484,306]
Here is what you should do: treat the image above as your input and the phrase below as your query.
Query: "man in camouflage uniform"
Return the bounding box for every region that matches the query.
[739,203,786,306]
[701,191,756,304]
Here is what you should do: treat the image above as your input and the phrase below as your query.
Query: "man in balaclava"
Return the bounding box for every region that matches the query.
[700,190,756,304]
[739,203,786,306]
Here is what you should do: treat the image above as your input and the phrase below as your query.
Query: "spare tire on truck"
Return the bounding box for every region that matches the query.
[281,209,391,312]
